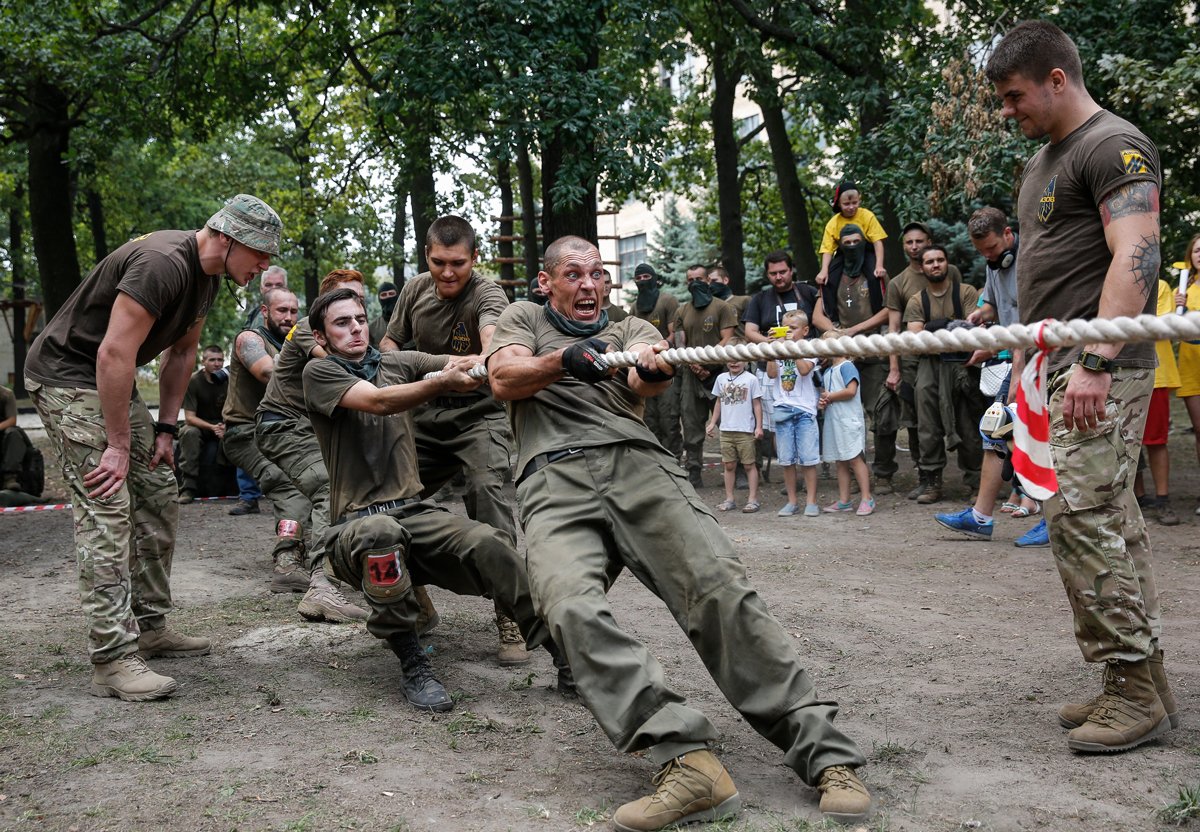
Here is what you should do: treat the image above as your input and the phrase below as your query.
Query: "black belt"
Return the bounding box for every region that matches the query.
[335,497,422,525]
[515,448,584,487]
[259,410,286,424]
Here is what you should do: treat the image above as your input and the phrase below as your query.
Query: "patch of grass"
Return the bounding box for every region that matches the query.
[280,812,317,832]
[446,711,499,735]
[344,706,376,724]
[44,657,87,674]
[45,643,65,655]
[1159,784,1200,825]
[343,749,379,764]
[509,672,537,691]
[872,738,918,765]
[37,704,68,722]
[573,805,609,826]
[524,803,551,820]
[464,770,496,784]
[69,742,173,769]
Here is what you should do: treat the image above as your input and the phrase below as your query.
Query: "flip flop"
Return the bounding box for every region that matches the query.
[999,500,1021,513]
[1011,504,1041,519]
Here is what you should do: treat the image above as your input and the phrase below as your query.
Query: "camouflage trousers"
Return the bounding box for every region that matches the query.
[27,380,177,664]
[1044,365,1160,663]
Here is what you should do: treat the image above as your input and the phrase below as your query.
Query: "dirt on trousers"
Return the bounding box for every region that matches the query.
[1,433,1198,832]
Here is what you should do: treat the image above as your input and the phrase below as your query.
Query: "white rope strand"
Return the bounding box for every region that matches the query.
[430,312,1200,381]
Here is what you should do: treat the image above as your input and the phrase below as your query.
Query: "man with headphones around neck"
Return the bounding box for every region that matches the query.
[25,194,283,701]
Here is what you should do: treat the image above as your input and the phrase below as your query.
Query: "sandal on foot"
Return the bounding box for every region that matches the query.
[1011,504,1041,519]
[999,500,1021,513]
[717,499,737,511]
[742,501,761,513]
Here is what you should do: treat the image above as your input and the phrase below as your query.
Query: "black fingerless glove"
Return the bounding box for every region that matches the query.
[636,364,674,383]
[562,338,611,383]
[925,318,950,332]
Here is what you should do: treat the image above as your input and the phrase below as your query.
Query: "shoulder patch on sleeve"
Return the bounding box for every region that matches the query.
[1121,149,1148,175]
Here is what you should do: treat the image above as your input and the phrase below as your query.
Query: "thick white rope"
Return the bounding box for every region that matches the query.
[433,312,1200,380]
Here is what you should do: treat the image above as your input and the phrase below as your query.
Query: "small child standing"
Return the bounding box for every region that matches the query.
[818,331,874,516]
[767,310,821,517]
[815,179,888,286]
[706,355,764,513]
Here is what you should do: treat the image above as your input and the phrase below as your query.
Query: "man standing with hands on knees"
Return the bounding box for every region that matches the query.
[24,194,281,701]
[487,235,871,830]
[987,20,1176,752]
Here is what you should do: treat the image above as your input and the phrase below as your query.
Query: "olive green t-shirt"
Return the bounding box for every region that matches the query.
[183,370,227,424]
[885,263,963,313]
[673,298,738,349]
[903,282,981,326]
[485,302,665,473]
[259,318,320,420]
[26,230,217,389]
[223,329,280,426]
[1016,109,1159,373]
[386,271,509,356]
[303,351,447,520]
[605,304,629,323]
[632,293,679,340]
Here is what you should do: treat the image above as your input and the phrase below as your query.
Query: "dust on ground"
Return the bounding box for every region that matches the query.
[2,431,1198,832]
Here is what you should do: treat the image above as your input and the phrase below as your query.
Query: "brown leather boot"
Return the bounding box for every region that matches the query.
[613,750,740,831]
[916,471,943,504]
[1066,659,1170,752]
[1059,648,1180,730]
[906,471,929,500]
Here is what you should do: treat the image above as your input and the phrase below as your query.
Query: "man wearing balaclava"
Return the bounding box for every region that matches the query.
[631,263,682,459]
[368,281,399,346]
[673,264,738,487]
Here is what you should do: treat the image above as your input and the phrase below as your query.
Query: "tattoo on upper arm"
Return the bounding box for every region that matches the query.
[1100,180,1159,226]
[237,333,268,367]
[1128,233,1161,300]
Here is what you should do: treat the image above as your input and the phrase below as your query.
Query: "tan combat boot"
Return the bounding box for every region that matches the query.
[139,626,211,658]
[1066,658,1170,752]
[613,750,740,832]
[298,572,368,623]
[91,655,177,701]
[496,612,530,666]
[817,765,872,823]
[1060,648,1180,730]
[271,545,311,594]
[916,471,943,504]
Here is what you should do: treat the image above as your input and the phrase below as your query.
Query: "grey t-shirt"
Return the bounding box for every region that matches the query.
[485,302,666,473]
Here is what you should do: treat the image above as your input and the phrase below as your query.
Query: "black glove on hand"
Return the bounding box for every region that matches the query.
[562,338,611,383]
[925,318,950,332]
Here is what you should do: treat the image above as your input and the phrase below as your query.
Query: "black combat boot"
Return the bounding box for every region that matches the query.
[387,632,453,712]
[544,640,578,698]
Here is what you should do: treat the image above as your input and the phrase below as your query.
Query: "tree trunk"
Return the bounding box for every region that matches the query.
[26,81,81,320]
[85,187,108,264]
[409,130,437,275]
[711,44,746,293]
[497,157,516,299]
[752,78,816,277]
[539,130,598,248]
[297,160,320,304]
[392,178,407,287]
[515,137,539,279]
[10,182,27,397]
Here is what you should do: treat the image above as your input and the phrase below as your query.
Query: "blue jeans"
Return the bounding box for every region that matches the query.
[774,408,820,467]
[236,468,263,501]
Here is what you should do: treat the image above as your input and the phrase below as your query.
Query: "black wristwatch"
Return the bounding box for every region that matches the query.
[1076,351,1114,373]
[154,421,178,436]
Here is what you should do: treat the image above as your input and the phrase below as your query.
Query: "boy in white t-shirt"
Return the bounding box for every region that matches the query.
[766,310,821,517]
[706,353,764,513]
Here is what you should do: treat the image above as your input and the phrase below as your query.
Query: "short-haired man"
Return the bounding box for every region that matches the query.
[742,252,831,343]
[903,245,988,504]
[25,193,281,700]
[707,265,749,330]
[674,263,739,486]
[222,287,313,594]
[256,270,370,624]
[601,269,628,322]
[176,345,229,503]
[884,222,964,498]
[487,236,871,830]
[987,20,1174,752]
[244,265,288,330]
[935,208,1034,543]
[630,263,682,459]
[303,287,568,712]
[380,215,529,665]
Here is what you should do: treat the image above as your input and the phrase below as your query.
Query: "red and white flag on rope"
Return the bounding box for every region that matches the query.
[1011,320,1058,501]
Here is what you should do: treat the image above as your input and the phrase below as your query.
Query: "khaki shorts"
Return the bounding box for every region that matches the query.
[720,431,757,464]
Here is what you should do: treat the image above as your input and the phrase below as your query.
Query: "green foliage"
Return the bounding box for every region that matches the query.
[1157,783,1200,826]
[650,197,703,296]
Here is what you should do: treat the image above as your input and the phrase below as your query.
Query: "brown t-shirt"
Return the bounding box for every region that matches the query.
[223,329,281,426]
[1017,109,1159,372]
[605,304,629,323]
[386,271,509,355]
[183,370,227,425]
[25,230,216,389]
[632,293,679,340]
[903,282,981,326]
[885,263,963,313]
[303,351,446,520]
[838,276,877,330]
[485,302,665,473]
[673,298,739,349]
[259,318,320,420]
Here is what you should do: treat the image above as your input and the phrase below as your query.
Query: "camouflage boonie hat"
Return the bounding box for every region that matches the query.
[206,194,282,256]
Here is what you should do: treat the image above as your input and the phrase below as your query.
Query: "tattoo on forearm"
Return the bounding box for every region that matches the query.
[1100,180,1160,226]
[1128,233,1161,299]
[237,332,268,367]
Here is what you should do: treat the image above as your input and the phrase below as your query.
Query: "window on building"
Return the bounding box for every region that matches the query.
[737,113,763,139]
[618,234,648,283]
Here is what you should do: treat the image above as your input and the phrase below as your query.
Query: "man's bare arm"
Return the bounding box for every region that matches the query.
[488,343,567,401]
[236,330,275,384]
[337,362,480,416]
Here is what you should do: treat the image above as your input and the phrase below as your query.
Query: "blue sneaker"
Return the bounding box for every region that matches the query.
[804,503,821,517]
[1015,517,1050,548]
[935,507,993,540]
[778,502,799,517]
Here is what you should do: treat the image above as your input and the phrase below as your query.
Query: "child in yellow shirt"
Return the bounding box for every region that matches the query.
[815,180,888,285]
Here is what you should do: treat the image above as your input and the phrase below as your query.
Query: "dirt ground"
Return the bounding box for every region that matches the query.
[2,427,1199,832]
